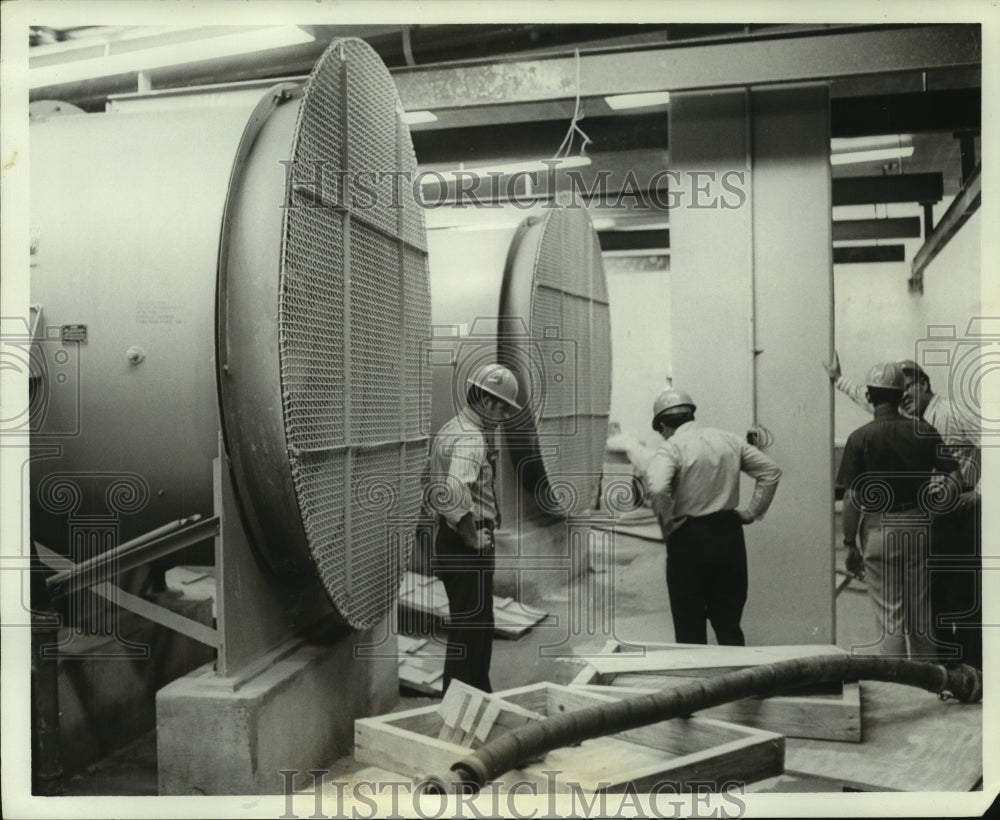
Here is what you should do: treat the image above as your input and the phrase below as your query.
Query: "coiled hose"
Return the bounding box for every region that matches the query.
[417,654,982,793]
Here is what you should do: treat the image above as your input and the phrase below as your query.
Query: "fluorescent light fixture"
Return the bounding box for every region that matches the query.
[421,155,592,185]
[29,26,314,89]
[830,146,915,166]
[604,91,671,110]
[401,110,438,125]
[831,135,913,152]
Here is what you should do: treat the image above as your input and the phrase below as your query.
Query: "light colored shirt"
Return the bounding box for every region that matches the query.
[835,378,980,493]
[424,407,500,526]
[835,376,873,413]
[922,393,981,493]
[645,421,781,532]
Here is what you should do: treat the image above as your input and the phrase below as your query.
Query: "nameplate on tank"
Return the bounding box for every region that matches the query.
[60,324,87,344]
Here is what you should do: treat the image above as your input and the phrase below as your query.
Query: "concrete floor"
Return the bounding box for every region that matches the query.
[60,523,875,796]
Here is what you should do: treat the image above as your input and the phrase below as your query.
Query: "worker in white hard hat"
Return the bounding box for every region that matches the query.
[645,387,781,646]
[837,362,963,660]
[825,352,981,668]
[423,362,522,693]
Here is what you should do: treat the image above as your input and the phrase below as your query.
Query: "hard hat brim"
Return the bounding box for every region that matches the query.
[470,380,523,411]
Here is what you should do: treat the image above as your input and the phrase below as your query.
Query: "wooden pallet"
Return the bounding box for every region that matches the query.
[398,571,548,639]
[571,641,861,743]
[355,680,784,793]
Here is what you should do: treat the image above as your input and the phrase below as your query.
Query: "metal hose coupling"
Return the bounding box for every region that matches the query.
[413,656,982,795]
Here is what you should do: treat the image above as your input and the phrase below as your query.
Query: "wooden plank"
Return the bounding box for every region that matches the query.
[586,644,847,675]
[354,718,466,777]
[90,581,220,648]
[615,733,784,794]
[573,643,861,742]
[437,681,544,746]
[553,686,789,755]
[784,680,982,791]
[573,681,861,743]
[699,682,861,743]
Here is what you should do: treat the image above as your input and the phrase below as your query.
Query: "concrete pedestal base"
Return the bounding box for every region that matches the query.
[157,627,397,795]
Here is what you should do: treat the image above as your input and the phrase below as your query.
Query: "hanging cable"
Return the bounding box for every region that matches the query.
[551,48,592,160]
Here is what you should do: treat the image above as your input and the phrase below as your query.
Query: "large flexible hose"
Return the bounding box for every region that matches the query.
[417,654,982,793]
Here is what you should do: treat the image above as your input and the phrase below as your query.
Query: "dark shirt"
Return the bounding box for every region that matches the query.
[837,405,959,512]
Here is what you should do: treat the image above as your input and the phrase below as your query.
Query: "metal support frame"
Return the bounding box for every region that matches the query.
[910,163,981,293]
[46,515,219,599]
[41,516,222,649]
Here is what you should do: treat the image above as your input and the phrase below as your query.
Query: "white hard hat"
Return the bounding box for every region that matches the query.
[467,363,522,410]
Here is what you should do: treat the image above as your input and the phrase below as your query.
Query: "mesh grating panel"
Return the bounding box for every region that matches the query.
[278,39,430,629]
[527,209,612,515]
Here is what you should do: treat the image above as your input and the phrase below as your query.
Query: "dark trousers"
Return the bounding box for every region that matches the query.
[666,510,748,646]
[432,521,495,693]
[931,505,982,669]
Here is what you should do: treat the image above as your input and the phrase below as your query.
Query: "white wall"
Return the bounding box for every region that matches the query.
[605,257,671,446]
[832,204,982,443]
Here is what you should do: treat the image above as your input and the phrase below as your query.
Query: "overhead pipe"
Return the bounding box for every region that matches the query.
[418,654,983,793]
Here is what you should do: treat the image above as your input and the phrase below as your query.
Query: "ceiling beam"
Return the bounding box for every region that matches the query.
[831,89,980,137]
[833,245,906,265]
[832,217,922,241]
[598,229,670,252]
[910,164,981,291]
[832,173,943,207]
[412,115,667,163]
[392,25,980,110]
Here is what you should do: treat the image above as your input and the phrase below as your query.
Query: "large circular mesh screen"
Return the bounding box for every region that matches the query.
[510,208,612,516]
[279,39,430,628]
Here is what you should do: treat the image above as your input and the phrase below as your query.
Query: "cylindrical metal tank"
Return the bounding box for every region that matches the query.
[426,206,611,528]
[30,38,431,631]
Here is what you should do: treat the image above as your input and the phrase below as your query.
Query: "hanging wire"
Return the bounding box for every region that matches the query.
[551,48,592,160]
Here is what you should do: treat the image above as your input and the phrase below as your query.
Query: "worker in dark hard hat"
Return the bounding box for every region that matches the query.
[825,353,981,667]
[837,362,963,660]
[645,388,782,646]
[424,363,522,693]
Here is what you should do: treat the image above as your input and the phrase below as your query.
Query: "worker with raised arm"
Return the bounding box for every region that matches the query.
[645,388,781,646]
[837,362,963,660]
[825,352,981,667]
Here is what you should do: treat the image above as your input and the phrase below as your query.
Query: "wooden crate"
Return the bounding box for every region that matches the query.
[355,680,784,793]
[570,641,861,743]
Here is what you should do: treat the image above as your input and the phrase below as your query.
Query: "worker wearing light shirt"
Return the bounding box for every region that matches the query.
[424,363,521,693]
[900,359,982,670]
[645,388,781,646]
